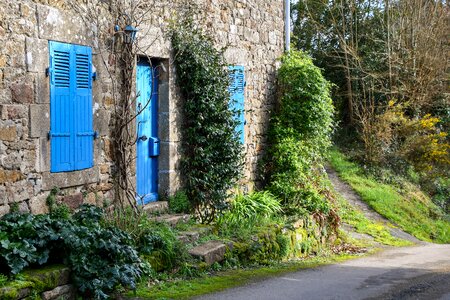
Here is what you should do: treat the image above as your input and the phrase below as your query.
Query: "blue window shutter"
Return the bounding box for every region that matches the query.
[229,66,245,144]
[50,41,73,172]
[73,44,94,170]
[49,41,93,172]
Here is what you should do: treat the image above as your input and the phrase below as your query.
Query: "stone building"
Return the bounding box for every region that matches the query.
[0,0,286,215]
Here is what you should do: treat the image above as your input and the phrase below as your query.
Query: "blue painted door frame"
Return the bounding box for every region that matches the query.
[136,59,159,205]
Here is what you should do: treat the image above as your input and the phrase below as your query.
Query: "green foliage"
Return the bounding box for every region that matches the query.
[46,187,70,219]
[266,51,335,217]
[104,208,187,272]
[168,191,191,214]
[0,205,146,299]
[217,192,281,234]
[335,192,411,247]
[170,11,243,223]
[0,274,7,287]
[230,225,289,265]
[329,149,450,243]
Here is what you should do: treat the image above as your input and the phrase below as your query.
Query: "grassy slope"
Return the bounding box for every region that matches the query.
[335,193,412,247]
[128,254,358,300]
[328,149,450,243]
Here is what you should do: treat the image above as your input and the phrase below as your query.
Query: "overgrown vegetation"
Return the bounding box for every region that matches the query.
[335,193,411,247]
[0,205,146,299]
[292,0,449,212]
[170,9,243,223]
[266,51,336,222]
[329,149,450,243]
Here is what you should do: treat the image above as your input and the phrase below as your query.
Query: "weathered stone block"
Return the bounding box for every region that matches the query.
[84,192,97,205]
[35,72,50,104]
[94,108,110,136]
[25,37,48,73]
[37,4,94,46]
[0,126,17,141]
[10,80,34,104]
[41,284,76,300]
[18,201,30,213]
[29,104,50,138]
[0,169,24,184]
[188,240,231,265]
[143,201,168,214]
[38,137,51,172]
[158,170,180,197]
[158,82,170,113]
[42,166,99,190]
[62,193,83,210]
[29,194,49,214]
[159,142,179,171]
[0,204,10,217]
[0,104,28,120]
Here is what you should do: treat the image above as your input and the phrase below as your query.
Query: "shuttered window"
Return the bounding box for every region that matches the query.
[229,66,246,144]
[49,41,94,173]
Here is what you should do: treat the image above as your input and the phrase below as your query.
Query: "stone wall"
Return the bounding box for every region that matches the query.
[0,0,285,216]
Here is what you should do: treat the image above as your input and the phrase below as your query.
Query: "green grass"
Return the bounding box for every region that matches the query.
[328,149,450,243]
[336,193,412,247]
[127,254,360,299]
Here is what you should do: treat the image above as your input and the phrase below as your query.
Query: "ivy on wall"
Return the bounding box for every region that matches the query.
[170,15,244,223]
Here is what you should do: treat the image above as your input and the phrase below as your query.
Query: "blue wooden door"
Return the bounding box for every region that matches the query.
[136,60,159,205]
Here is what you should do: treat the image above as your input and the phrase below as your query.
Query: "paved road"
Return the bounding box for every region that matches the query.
[197,243,450,300]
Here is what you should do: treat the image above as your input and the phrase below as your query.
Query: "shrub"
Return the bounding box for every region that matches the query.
[104,208,187,272]
[266,51,335,217]
[233,224,289,265]
[218,191,281,232]
[168,191,191,214]
[0,205,146,300]
[170,11,243,223]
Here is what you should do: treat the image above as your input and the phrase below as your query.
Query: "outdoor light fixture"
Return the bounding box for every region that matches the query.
[114,13,138,44]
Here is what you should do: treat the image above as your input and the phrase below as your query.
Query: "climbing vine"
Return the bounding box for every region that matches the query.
[170,11,244,223]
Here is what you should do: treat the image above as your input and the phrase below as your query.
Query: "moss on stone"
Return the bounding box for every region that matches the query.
[0,265,68,300]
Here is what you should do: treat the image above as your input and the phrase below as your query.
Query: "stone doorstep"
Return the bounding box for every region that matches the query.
[143,201,169,215]
[153,214,190,227]
[188,240,233,265]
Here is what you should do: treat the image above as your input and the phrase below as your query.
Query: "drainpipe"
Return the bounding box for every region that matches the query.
[285,0,291,52]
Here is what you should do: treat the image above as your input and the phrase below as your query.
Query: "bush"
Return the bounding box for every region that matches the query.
[170,11,243,223]
[104,208,187,272]
[266,51,335,217]
[218,191,281,235]
[168,191,191,214]
[0,206,146,300]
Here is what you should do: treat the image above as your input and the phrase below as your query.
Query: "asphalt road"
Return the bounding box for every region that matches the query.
[196,243,450,300]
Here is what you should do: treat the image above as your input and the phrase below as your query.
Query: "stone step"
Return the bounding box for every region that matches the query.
[188,240,233,265]
[143,201,169,215]
[153,214,190,227]
[178,231,200,244]
[177,225,213,244]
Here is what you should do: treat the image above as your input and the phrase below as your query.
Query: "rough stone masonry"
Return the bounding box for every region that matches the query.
[0,0,285,215]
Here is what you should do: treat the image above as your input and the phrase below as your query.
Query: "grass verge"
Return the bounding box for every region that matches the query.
[335,193,412,247]
[127,254,360,299]
[328,149,450,243]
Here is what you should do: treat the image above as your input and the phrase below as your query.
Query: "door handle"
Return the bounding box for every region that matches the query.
[139,135,148,141]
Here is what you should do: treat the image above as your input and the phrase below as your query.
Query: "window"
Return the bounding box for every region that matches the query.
[49,41,94,172]
[229,65,246,144]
